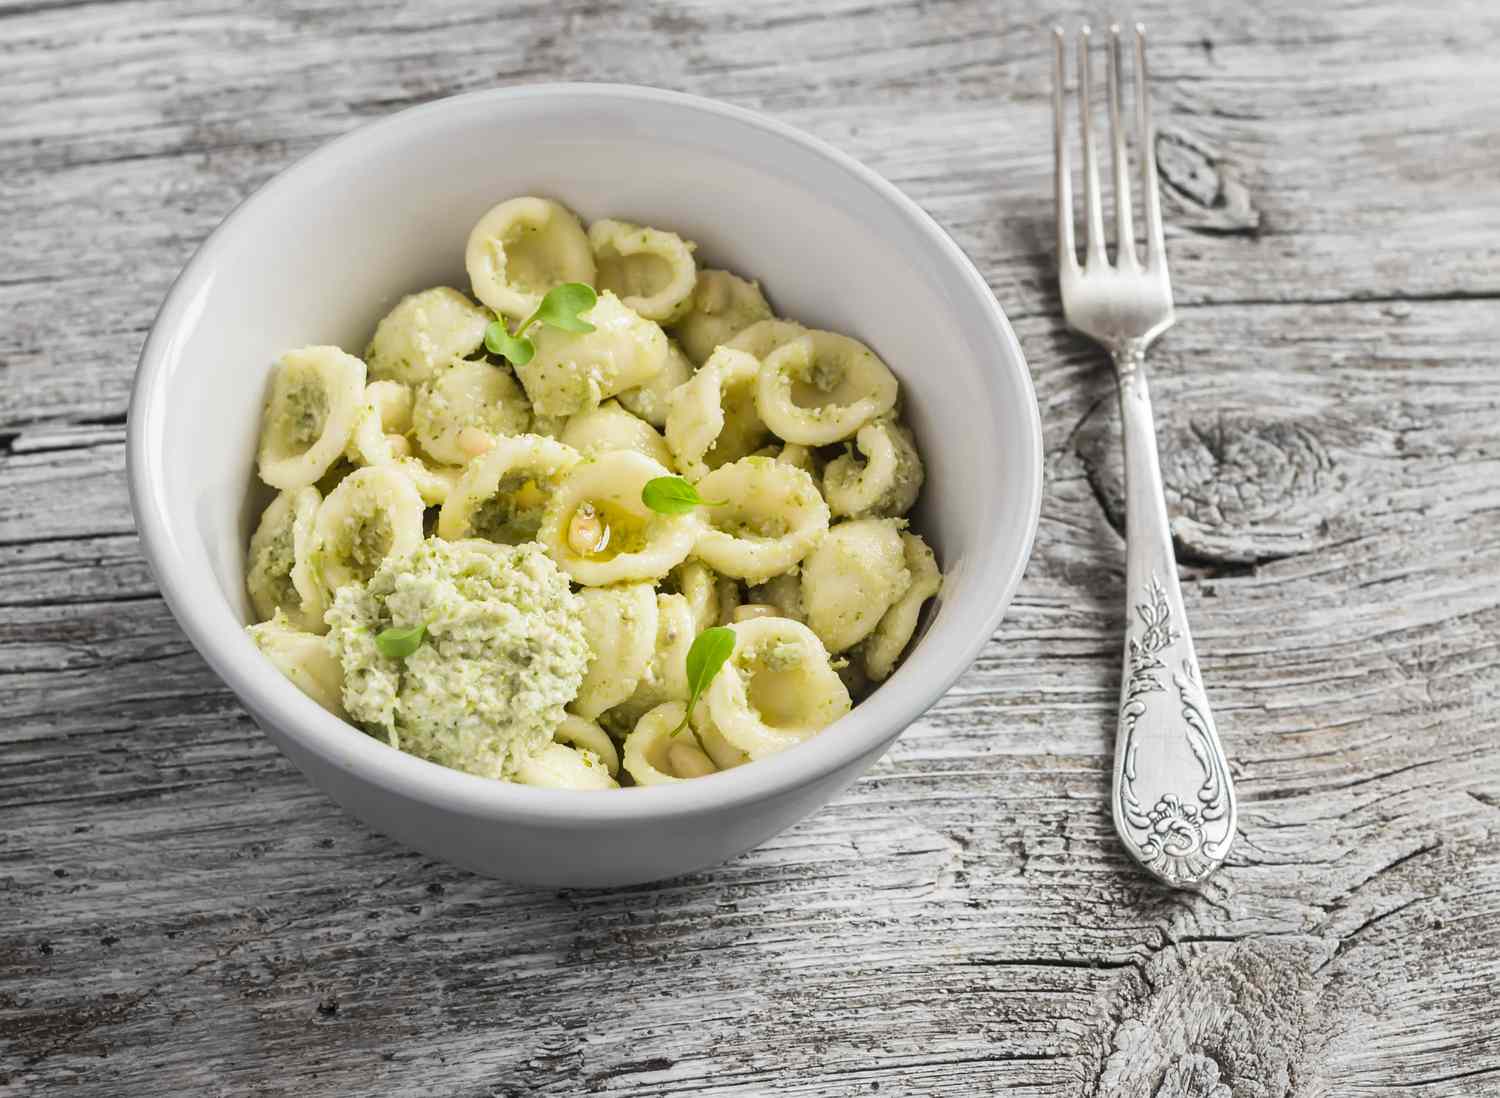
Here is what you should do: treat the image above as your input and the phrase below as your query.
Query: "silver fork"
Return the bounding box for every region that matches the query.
[1052,24,1236,889]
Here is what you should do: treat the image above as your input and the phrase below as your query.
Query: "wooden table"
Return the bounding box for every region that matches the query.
[5,1,1499,1093]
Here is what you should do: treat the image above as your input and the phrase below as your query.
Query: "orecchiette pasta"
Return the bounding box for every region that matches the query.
[756,331,899,446]
[393,457,463,506]
[666,560,741,634]
[603,592,695,731]
[364,288,492,387]
[246,196,948,793]
[412,359,532,465]
[517,290,669,417]
[863,532,942,681]
[247,610,348,718]
[466,196,597,318]
[622,703,720,784]
[345,402,408,467]
[724,317,807,361]
[774,443,821,477]
[247,486,326,632]
[672,270,774,365]
[258,345,366,490]
[800,518,912,653]
[692,711,750,771]
[558,399,675,468]
[691,457,830,584]
[538,451,702,585]
[822,418,924,518]
[437,433,580,544]
[365,379,414,434]
[616,338,693,428]
[664,346,771,481]
[705,617,851,760]
[589,218,697,323]
[517,742,620,790]
[311,464,426,594]
[570,582,659,719]
[553,713,621,777]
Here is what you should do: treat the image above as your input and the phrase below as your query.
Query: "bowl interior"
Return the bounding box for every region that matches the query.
[130,85,1041,818]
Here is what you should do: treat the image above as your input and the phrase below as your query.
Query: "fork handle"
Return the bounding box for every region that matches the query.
[1109,342,1237,888]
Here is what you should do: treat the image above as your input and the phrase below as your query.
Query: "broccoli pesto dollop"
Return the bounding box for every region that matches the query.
[326,538,589,780]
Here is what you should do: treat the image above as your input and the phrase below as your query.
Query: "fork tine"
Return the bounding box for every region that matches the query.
[1052,27,1077,273]
[1106,24,1137,269]
[1076,26,1107,266]
[1135,24,1166,271]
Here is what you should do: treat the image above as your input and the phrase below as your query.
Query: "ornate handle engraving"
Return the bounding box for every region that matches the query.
[1110,345,1236,888]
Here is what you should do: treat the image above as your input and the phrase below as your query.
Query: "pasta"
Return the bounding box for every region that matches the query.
[773,442,820,477]
[623,703,720,784]
[666,560,741,634]
[822,417,924,519]
[616,338,693,428]
[365,287,492,386]
[691,457,830,583]
[311,465,427,594]
[393,458,463,506]
[800,518,912,653]
[517,742,619,790]
[704,617,852,759]
[589,218,697,323]
[244,194,946,793]
[553,713,621,777]
[558,399,675,467]
[365,379,414,434]
[664,347,770,481]
[756,331,900,446]
[411,359,531,465]
[247,610,348,718]
[517,290,669,417]
[538,451,702,586]
[570,582,659,718]
[466,196,596,318]
[246,486,326,633]
[258,345,366,490]
[437,433,580,544]
[672,271,774,365]
[602,592,695,732]
[693,712,751,771]
[724,317,807,361]
[345,402,409,467]
[863,532,943,681]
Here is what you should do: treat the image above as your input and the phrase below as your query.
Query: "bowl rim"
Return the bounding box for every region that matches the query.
[127,82,1043,826]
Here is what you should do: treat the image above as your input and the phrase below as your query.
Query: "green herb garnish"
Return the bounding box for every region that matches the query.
[641,475,727,515]
[672,626,736,736]
[374,621,428,660]
[483,282,598,367]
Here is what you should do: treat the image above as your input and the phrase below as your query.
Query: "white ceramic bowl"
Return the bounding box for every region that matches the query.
[127,84,1041,887]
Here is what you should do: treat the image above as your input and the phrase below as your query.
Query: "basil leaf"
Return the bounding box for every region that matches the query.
[484,320,534,366]
[375,622,427,660]
[673,626,736,736]
[533,282,597,334]
[641,475,726,515]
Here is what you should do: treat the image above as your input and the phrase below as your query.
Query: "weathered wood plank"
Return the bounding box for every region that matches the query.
[5,0,1500,1095]
[3,0,1500,429]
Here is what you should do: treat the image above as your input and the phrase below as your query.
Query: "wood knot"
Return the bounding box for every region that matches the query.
[1156,127,1260,237]
[1078,408,1338,565]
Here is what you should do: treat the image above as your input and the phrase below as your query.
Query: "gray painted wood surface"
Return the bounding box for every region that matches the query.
[4,1,1499,1094]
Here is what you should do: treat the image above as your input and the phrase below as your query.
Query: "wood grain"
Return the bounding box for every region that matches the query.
[4,0,1500,1094]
